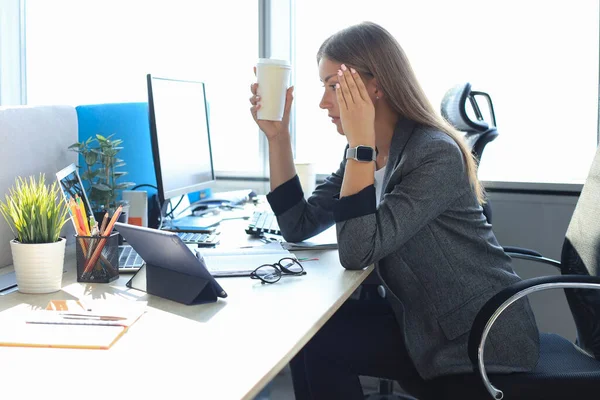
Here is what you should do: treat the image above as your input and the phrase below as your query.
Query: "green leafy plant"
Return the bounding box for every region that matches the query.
[0,174,70,244]
[69,134,135,212]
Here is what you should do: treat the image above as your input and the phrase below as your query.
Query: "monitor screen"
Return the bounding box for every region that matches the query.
[147,74,215,206]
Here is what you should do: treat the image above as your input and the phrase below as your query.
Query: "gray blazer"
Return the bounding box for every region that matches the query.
[266,118,540,380]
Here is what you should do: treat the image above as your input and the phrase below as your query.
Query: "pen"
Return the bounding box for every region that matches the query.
[27,320,125,327]
[60,314,127,321]
[87,218,100,259]
[59,312,124,318]
[89,216,98,236]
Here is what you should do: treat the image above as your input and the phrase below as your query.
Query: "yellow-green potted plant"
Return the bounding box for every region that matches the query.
[0,174,70,293]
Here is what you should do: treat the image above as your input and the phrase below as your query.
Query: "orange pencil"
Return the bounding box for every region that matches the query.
[100,212,109,234]
[73,199,90,236]
[67,199,81,234]
[69,198,86,236]
[82,206,123,276]
[75,195,90,235]
[69,198,95,270]
[102,205,123,236]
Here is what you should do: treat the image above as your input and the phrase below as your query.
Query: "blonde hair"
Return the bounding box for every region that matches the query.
[317,21,485,204]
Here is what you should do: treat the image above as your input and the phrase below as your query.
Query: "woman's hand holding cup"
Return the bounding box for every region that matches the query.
[249,82,294,141]
[249,59,293,141]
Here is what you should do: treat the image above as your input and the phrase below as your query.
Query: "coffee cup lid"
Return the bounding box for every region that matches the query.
[257,58,291,67]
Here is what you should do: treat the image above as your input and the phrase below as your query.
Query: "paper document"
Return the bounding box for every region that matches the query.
[0,299,147,349]
[281,226,338,251]
[198,242,288,257]
[196,243,294,276]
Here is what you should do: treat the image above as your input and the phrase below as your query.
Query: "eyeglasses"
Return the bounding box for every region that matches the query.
[250,257,306,284]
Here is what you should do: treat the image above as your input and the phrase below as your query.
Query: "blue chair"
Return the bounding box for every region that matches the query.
[75,102,156,196]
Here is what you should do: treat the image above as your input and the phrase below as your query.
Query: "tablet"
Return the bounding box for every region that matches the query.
[55,163,93,219]
[114,222,227,300]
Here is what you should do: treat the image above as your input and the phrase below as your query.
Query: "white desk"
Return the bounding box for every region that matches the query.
[0,218,373,399]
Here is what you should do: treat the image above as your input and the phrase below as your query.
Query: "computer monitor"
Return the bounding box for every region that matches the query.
[146,74,216,208]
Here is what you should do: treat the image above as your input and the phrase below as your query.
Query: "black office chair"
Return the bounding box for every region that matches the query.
[441,82,498,223]
[440,83,547,267]
[418,144,600,399]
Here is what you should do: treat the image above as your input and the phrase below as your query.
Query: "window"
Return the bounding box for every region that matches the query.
[24,0,260,174]
[293,0,599,184]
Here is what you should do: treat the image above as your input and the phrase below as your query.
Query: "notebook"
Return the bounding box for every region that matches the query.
[281,226,338,251]
[196,242,294,277]
[0,299,146,349]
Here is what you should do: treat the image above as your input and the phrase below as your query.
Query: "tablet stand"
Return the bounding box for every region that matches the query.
[127,263,218,305]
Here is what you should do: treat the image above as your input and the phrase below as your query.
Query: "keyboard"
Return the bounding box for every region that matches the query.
[118,231,220,273]
[245,210,281,236]
[176,231,220,246]
[118,245,144,272]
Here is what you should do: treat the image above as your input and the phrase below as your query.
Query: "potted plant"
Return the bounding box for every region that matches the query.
[0,174,70,293]
[69,134,135,222]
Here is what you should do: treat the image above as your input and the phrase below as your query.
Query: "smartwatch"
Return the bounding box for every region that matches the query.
[346,145,376,162]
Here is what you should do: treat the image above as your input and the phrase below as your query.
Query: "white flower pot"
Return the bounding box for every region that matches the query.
[10,237,66,294]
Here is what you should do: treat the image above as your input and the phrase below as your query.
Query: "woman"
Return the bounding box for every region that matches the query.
[249,21,539,399]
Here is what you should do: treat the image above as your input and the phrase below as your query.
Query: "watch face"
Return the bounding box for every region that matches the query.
[356,146,374,161]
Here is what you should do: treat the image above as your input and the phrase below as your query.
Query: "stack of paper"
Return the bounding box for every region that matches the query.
[281,226,338,251]
[197,242,294,277]
[0,299,147,349]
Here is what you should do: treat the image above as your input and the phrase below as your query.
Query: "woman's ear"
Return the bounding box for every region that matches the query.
[368,77,381,101]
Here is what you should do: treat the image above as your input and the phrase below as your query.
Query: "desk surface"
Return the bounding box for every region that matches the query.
[0,217,372,399]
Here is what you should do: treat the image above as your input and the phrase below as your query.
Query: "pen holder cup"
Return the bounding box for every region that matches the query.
[75,232,120,283]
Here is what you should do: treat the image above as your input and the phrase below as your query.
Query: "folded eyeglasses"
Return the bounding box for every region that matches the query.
[250,257,306,284]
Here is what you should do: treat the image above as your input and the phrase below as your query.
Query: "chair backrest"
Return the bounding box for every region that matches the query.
[441,82,499,223]
[560,145,600,359]
[441,82,499,162]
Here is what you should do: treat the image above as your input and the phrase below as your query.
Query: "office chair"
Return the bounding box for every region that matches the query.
[441,82,498,223]
[439,83,544,258]
[418,144,600,399]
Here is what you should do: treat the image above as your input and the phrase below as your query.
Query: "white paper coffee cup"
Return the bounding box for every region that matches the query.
[294,161,316,199]
[256,58,291,121]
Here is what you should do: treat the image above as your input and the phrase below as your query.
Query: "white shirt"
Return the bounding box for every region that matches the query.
[374,165,387,205]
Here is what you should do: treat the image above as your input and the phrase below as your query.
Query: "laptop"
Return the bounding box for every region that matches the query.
[114,222,227,300]
[163,194,223,232]
[0,271,18,294]
[118,245,145,273]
